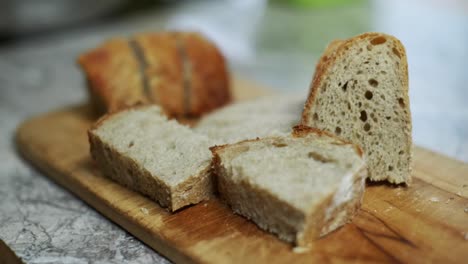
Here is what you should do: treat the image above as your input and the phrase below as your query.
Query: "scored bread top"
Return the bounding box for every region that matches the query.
[211,126,365,213]
[78,32,231,118]
[89,105,213,186]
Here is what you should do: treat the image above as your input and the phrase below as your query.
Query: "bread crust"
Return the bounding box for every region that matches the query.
[88,105,213,211]
[301,32,412,184]
[78,32,231,118]
[181,33,231,117]
[210,129,367,246]
[301,32,410,128]
[78,38,144,114]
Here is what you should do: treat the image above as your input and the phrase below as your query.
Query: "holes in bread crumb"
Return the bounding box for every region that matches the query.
[273,142,288,148]
[370,113,378,122]
[368,79,378,87]
[392,47,401,58]
[380,70,387,75]
[358,102,362,108]
[375,62,380,66]
[335,126,342,135]
[347,102,352,110]
[313,113,319,120]
[360,110,367,122]
[371,36,387,45]
[398,98,405,108]
[364,61,370,64]
[381,95,386,101]
[342,81,349,92]
[128,141,134,148]
[341,111,345,116]
[364,123,371,132]
[366,45,372,51]
[386,116,391,120]
[365,91,373,100]
[357,70,363,74]
[388,166,394,171]
[398,150,404,155]
[308,151,335,163]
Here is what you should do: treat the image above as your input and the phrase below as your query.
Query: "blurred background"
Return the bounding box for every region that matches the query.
[1,1,467,262]
[0,0,467,160]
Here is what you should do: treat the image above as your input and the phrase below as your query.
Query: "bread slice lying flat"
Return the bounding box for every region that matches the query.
[302,32,412,184]
[195,95,305,145]
[88,105,214,211]
[211,126,367,246]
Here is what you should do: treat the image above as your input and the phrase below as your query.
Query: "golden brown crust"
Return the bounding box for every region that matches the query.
[78,38,144,114]
[134,32,187,118]
[182,33,231,117]
[78,32,231,119]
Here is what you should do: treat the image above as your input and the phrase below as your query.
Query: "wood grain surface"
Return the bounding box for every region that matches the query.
[15,80,468,263]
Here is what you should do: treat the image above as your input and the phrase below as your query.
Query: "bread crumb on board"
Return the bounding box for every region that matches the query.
[464,207,468,213]
[463,232,468,241]
[429,197,440,203]
[140,207,149,215]
[293,246,310,254]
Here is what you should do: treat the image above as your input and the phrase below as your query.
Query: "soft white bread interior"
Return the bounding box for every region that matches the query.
[211,126,367,246]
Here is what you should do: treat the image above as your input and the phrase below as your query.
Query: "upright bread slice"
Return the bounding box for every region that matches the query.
[88,105,214,211]
[211,126,367,246]
[302,32,412,184]
[195,95,305,144]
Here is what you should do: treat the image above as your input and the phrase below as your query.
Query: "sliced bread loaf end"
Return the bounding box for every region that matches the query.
[88,105,214,211]
[211,125,366,246]
[195,95,305,145]
[302,32,412,184]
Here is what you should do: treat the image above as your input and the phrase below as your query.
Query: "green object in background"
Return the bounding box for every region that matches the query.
[276,0,363,8]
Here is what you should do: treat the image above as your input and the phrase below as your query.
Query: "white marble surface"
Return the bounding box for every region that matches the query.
[0,0,467,263]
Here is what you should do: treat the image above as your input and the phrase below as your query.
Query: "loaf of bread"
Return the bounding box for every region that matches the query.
[211,125,367,246]
[88,105,214,211]
[195,95,305,144]
[302,32,412,184]
[79,32,231,118]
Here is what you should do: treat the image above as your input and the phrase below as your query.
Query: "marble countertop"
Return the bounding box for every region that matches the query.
[1,1,467,263]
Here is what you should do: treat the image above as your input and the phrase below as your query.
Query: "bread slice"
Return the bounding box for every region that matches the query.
[195,95,305,144]
[211,126,367,246]
[302,32,412,184]
[88,105,214,211]
[78,32,231,118]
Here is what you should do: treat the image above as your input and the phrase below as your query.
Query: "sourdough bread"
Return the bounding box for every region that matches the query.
[211,126,367,246]
[302,32,412,184]
[78,32,231,118]
[195,95,305,144]
[88,105,214,211]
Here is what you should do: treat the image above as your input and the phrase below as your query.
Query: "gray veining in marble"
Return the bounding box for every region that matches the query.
[0,0,467,263]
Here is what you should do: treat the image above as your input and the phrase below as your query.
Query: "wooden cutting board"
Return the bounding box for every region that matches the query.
[16,80,468,264]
